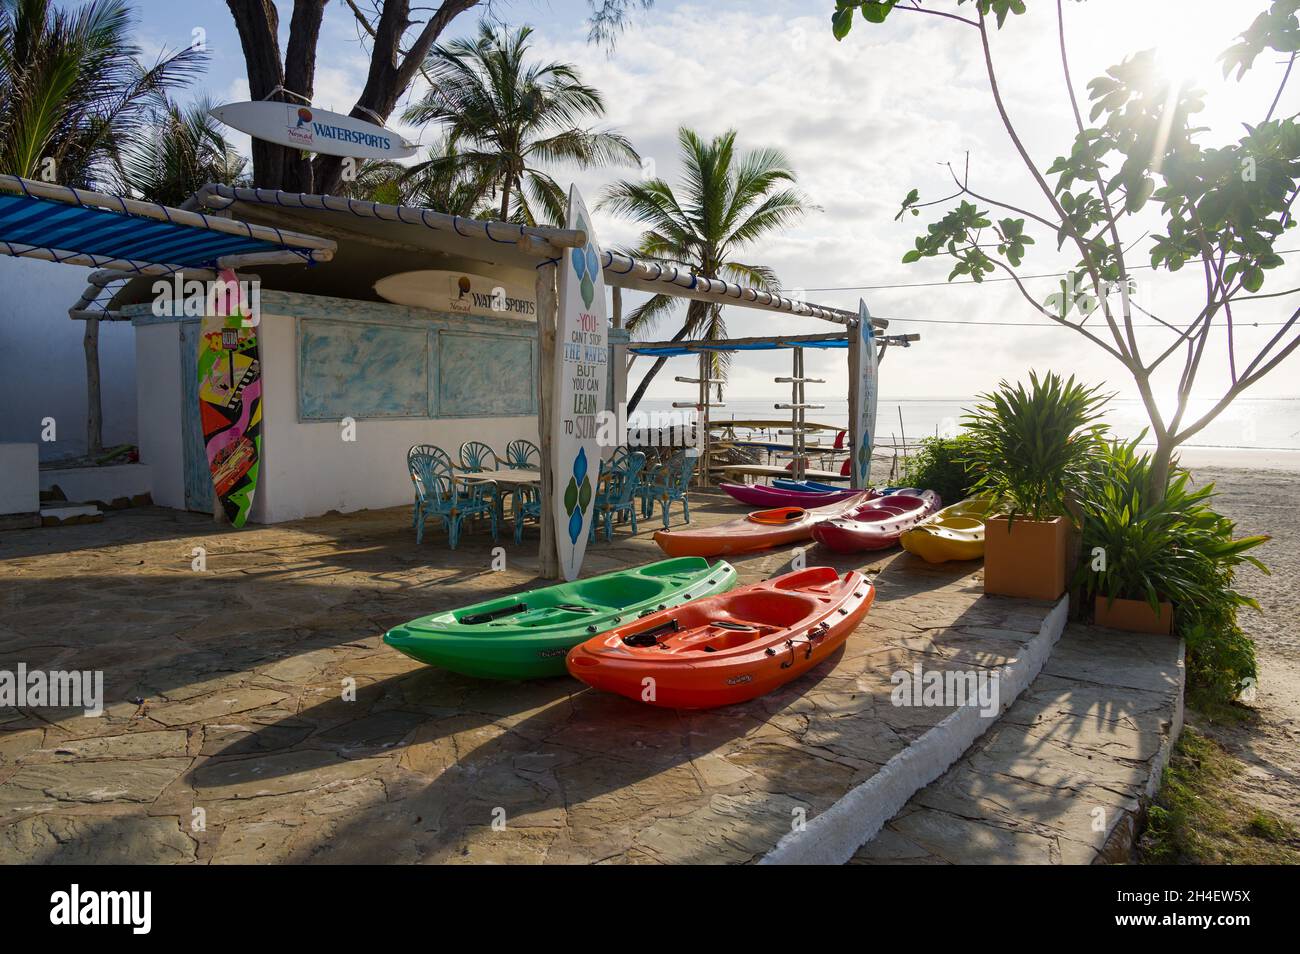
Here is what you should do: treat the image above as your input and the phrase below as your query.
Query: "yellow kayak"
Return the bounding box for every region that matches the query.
[900,497,996,564]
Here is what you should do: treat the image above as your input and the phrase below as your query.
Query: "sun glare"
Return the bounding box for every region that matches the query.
[1131,4,1232,87]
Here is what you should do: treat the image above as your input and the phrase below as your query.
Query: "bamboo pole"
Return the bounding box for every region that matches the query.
[198,183,585,252]
[535,261,560,579]
[602,252,887,328]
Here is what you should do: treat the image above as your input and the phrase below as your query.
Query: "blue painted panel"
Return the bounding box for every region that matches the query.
[178,321,213,512]
[299,320,429,420]
[436,331,535,417]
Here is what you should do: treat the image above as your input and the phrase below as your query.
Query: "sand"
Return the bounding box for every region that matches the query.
[1188,465,1300,831]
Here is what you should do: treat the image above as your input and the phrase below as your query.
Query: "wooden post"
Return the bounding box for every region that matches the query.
[536,261,560,579]
[83,317,103,457]
[697,351,710,488]
[611,286,623,329]
[793,348,805,482]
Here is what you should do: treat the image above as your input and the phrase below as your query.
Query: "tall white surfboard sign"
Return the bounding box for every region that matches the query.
[210,101,416,160]
[552,186,608,581]
[851,298,878,488]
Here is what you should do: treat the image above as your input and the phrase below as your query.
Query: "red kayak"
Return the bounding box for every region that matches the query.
[719,481,867,508]
[655,492,872,557]
[566,566,875,709]
[810,490,942,553]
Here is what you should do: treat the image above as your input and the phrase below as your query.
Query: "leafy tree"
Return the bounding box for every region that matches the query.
[600,128,815,413]
[833,0,1300,499]
[402,22,638,225]
[228,0,654,195]
[0,0,205,187]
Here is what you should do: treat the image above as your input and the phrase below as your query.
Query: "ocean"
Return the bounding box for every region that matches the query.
[633,396,1300,452]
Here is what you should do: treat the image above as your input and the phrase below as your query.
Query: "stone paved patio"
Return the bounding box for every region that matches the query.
[851,625,1184,865]
[1,491,1056,864]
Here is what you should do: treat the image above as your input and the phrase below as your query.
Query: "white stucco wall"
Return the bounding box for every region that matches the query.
[0,256,137,459]
[131,306,539,523]
[133,321,187,510]
[252,312,537,523]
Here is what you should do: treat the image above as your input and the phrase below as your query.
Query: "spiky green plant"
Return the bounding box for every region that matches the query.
[112,96,245,205]
[962,371,1111,521]
[0,0,206,187]
[1075,435,1270,611]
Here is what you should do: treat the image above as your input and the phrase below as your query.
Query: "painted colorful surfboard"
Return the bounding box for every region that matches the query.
[551,186,608,581]
[198,268,261,527]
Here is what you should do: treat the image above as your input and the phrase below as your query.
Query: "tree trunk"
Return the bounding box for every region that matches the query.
[500,176,513,221]
[1148,438,1175,505]
[83,318,103,457]
[228,0,480,194]
[312,0,482,196]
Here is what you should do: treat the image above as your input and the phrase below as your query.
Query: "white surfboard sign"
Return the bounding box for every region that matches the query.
[374,270,536,320]
[210,101,416,160]
[851,298,878,488]
[552,185,608,581]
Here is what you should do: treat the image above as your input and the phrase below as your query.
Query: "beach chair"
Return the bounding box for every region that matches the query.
[591,451,646,542]
[639,449,697,528]
[409,448,497,548]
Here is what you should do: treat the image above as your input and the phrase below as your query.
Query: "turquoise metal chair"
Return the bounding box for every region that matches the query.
[407,444,451,527]
[409,448,497,548]
[591,451,646,542]
[459,440,503,525]
[639,449,696,529]
[504,439,539,469]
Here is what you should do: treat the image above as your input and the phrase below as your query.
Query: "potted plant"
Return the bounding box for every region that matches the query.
[963,371,1109,600]
[1076,436,1269,635]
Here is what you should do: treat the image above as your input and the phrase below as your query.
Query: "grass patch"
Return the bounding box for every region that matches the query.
[1138,726,1300,864]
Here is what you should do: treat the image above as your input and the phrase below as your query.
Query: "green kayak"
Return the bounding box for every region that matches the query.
[383,556,738,680]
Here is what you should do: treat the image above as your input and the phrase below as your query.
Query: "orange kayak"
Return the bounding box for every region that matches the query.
[653,492,873,557]
[566,567,875,709]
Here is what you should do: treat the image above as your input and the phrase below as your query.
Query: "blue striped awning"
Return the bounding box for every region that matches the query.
[0,192,290,267]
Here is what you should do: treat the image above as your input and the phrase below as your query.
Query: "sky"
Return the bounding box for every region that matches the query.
[128,0,1300,411]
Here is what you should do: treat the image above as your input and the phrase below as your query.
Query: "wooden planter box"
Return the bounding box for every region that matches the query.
[1094,596,1174,635]
[983,515,1068,601]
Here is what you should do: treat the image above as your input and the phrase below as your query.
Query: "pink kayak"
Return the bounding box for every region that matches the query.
[719,482,868,508]
[810,490,942,553]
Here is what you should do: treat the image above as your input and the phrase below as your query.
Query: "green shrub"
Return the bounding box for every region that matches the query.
[900,434,980,503]
[963,371,1111,520]
[1075,435,1269,705]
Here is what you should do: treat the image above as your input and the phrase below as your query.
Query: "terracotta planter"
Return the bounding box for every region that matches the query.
[983,515,1068,601]
[1094,596,1174,635]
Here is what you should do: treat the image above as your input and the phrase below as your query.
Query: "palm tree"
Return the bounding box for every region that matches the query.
[600,127,815,413]
[113,96,246,205]
[0,0,206,188]
[402,21,639,225]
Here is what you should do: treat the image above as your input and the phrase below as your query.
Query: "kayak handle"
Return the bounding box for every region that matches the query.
[460,603,527,625]
[623,618,681,648]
